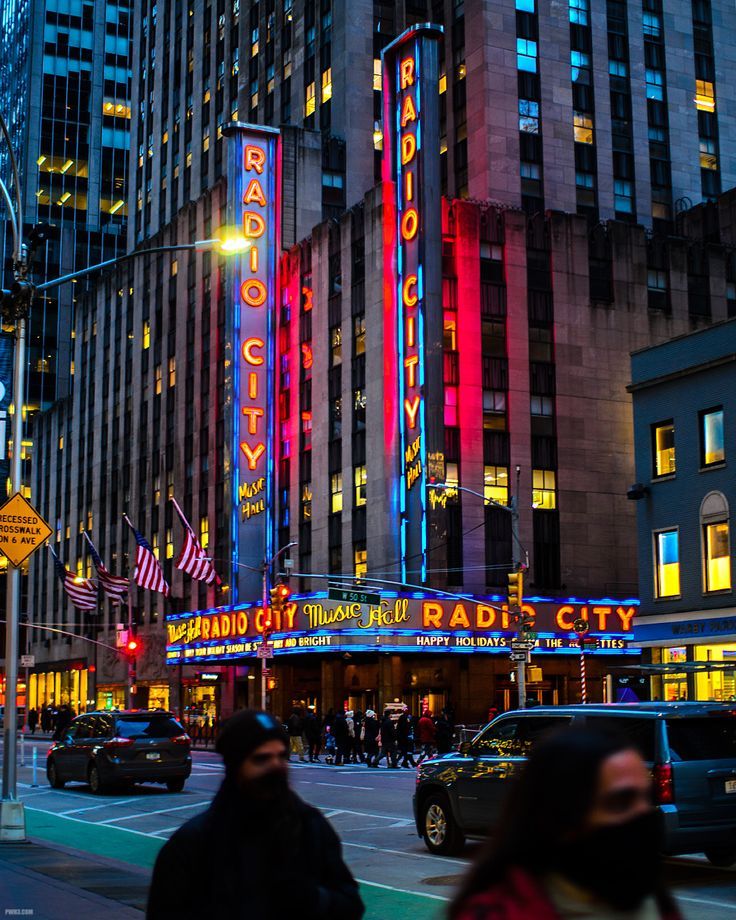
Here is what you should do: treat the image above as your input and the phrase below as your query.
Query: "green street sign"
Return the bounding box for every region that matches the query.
[328,587,381,606]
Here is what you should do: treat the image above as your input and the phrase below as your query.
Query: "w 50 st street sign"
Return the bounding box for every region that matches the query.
[0,492,52,567]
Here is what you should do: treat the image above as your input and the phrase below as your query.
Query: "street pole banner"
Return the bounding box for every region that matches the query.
[226,124,280,602]
[382,25,445,585]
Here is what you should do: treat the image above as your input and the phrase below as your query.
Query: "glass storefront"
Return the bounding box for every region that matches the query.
[96,685,126,710]
[694,643,736,701]
[29,669,89,713]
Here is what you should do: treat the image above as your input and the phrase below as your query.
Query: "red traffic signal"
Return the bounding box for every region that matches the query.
[125,637,140,655]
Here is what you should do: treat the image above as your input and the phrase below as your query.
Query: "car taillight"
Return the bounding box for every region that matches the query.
[653,762,674,805]
[172,734,191,746]
[103,736,135,750]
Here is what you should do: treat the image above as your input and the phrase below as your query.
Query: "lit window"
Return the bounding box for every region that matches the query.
[154,475,161,504]
[373,58,382,91]
[321,67,332,102]
[642,11,661,36]
[331,326,342,365]
[155,364,162,395]
[694,80,716,112]
[354,315,366,356]
[530,395,554,416]
[614,179,633,213]
[701,408,725,466]
[168,356,176,387]
[166,528,174,559]
[171,259,178,277]
[569,0,589,24]
[519,99,539,133]
[609,60,628,77]
[445,462,459,489]
[444,386,458,427]
[520,161,540,180]
[516,39,537,73]
[655,529,680,598]
[443,312,457,351]
[58,436,63,450]
[152,532,160,560]
[699,138,718,170]
[704,521,730,592]
[648,270,667,292]
[305,82,316,117]
[142,320,151,349]
[354,546,368,580]
[438,72,447,94]
[576,171,594,189]
[203,133,210,152]
[646,69,664,101]
[484,465,509,505]
[652,421,675,477]
[200,516,209,550]
[570,51,590,83]
[532,469,556,509]
[516,0,534,9]
[573,112,594,144]
[331,472,343,513]
[354,466,367,507]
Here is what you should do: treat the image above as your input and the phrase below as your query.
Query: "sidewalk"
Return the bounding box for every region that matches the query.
[0,839,147,919]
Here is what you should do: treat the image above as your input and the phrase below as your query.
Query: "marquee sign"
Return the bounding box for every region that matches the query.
[226,124,280,601]
[165,595,640,664]
[382,25,444,584]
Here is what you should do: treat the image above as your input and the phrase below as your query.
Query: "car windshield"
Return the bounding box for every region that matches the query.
[114,716,185,740]
[667,716,736,761]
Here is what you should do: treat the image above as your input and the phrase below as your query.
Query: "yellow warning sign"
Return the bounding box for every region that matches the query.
[0,492,53,568]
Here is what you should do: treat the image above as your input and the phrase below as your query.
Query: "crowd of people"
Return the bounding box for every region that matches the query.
[284,704,455,767]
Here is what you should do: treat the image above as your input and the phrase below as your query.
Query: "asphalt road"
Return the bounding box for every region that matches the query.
[3,737,736,918]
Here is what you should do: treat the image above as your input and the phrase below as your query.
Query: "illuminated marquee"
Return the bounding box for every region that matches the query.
[382,26,444,583]
[226,124,280,600]
[165,594,640,664]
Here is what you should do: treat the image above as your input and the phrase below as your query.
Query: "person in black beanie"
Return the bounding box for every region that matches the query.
[147,710,364,920]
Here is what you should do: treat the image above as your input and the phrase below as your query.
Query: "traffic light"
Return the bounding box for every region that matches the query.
[125,637,140,657]
[520,613,536,635]
[269,583,291,615]
[507,569,523,610]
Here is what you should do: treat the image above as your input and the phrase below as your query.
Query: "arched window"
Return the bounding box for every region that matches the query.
[701,492,731,593]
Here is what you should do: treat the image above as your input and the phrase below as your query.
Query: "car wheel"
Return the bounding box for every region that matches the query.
[88,763,106,795]
[705,847,736,867]
[47,759,65,789]
[420,793,465,855]
[166,778,186,793]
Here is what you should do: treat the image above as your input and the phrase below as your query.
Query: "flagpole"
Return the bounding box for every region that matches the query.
[169,496,191,531]
[126,585,133,709]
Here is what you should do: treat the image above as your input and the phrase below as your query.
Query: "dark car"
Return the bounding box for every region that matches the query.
[47,710,192,794]
[413,702,736,866]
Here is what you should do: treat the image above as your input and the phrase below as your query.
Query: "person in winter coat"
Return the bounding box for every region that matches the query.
[332,711,350,766]
[416,710,436,763]
[377,710,398,768]
[435,711,452,755]
[147,710,364,920]
[362,710,380,767]
[448,726,682,920]
[351,710,365,764]
[28,708,38,734]
[287,707,306,762]
[396,707,416,768]
[304,708,321,762]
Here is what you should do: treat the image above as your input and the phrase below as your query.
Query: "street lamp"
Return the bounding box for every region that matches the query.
[427,470,532,708]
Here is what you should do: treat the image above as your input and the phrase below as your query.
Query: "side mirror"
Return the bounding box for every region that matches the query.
[64,734,74,745]
[459,741,473,757]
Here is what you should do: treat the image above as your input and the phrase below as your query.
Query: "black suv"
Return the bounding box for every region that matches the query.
[47,710,192,794]
[413,703,736,866]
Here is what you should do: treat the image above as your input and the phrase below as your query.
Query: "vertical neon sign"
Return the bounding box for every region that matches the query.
[226,124,280,602]
[382,26,443,585]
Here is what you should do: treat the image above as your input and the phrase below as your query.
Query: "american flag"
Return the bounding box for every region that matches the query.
[171,497,222,586]
[124,516,169,596]
[50,549,98,610]
[84,531,128,604]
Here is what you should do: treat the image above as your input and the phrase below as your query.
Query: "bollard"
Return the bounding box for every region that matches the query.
[31,746,38,788]
[20,728,25,768]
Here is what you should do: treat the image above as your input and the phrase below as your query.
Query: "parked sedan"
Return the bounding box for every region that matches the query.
[47,710,192,794]
[414,702,736,866]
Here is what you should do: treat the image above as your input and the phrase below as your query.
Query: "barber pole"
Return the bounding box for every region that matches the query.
[573,617,590,704]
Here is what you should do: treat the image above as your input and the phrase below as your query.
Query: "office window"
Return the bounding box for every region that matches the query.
[652,420,675,477]
[354,546,367,580]
[305,82,316,117]
[166,528,174,559]
[655,529,680,598]
[532,469,556,509]
[701,408,724,466]
[142,320,151,349]
[373,59,382,91]
[695,80,715,113]
[516,0,534,9]
[168,356,176,387]
[569,0,589,25]
[646,69,664,101]
[614,180,633,213]
[330,472,342,513]
[200,516,209,550]
[704,521,730,592]
[321,68,332,103]
[519,99,539,133]
[517,39,537,73]
[155,364,162,395]
[573,112,593,144]
[484,465,509,505]
[354,465,367,506]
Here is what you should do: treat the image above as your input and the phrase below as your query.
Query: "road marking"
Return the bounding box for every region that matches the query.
[315,781,375,791]
[344,840,467,866]
[99,802,207,824]
[24,806,179,840]
[676,895,736,911]
[357,878,450,902]
[18,790,53,799]
[60,798,141,816]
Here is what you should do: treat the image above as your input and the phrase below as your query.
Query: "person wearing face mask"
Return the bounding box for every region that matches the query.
[146,710,364,920]
[448,727,683,920]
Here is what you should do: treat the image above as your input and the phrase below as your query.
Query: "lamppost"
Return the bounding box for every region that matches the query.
[428,469,532,708]
[0,106,247,838]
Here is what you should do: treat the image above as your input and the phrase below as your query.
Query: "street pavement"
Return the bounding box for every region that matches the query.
[1,736,736,918]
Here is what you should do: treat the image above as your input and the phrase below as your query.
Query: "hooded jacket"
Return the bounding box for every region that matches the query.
[147,779,364,920]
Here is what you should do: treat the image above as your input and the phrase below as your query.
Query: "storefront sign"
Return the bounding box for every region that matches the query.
[226,123,280,601]
[634,611,736,646]
[382,25,444,583]
[166,595,639,664]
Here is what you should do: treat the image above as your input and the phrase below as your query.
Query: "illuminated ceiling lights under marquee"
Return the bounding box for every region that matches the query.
[225,124,280,602]
[382,25,444,585]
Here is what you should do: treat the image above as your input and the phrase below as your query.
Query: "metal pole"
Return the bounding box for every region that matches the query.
[125,590,133,709]
[261,562,269,711]
[510,492,526,710]
[1,315,26,838]
[580,637,587,704]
